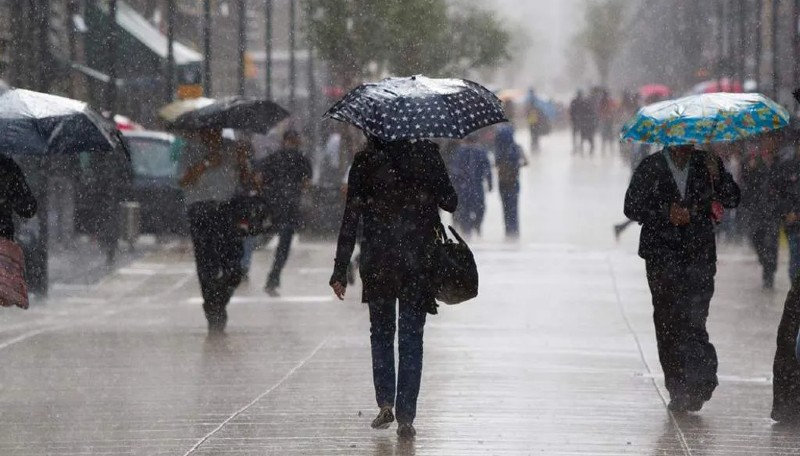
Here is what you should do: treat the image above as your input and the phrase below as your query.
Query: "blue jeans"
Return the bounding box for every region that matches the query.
[368,297,427,424]
[788,232,800,282]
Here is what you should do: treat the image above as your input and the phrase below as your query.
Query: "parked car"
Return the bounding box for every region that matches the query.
[121,131,188,236]
[75,130,188,237]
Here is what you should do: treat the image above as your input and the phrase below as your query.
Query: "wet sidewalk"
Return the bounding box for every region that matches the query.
[0,131,795,455]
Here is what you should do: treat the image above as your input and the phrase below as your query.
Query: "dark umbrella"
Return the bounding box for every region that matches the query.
[171,96,290,134]
[0,88,124,155]
[324,75,508,141]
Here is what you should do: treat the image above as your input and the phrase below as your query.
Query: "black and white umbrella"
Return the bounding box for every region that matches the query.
[0,88,124,155]
[171,96,290,134]
[323,75,508,141]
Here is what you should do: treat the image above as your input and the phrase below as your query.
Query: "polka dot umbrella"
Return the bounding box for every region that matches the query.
[324,75,508,142]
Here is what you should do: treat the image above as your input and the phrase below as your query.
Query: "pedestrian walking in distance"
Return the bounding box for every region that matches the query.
[451,134,492,237]
[257,130,312,297]
[329,137,457,439]
[179,128,248,334]
[624,145,740,412]
[494,125,526,239]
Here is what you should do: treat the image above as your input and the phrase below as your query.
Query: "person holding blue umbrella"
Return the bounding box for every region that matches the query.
[622,92,790,412]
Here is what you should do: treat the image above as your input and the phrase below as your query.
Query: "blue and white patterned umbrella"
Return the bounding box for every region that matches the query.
[324,75,507,141]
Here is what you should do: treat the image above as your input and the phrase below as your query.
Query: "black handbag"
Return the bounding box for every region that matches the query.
[434,224,478,304]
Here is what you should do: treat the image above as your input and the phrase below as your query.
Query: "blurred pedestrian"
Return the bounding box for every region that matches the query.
[451,135,492,237]
[494,125,526,239]
[257,130,312,297]
[598,90,616,154]
[329,137,457,439]
[0,154,37,241]
[574,91,597,155]
[526,88,547,152]
[741,142,781,289]
[624,145,740,412]
[569,91,584,152]
[179,128,248,334]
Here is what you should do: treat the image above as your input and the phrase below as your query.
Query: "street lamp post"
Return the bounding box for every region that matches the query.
[237,0,247,96]
[289,0,296,111]
[264,0,273,99]
[203,0,212,96]
[755,0,763,90]
[107,0,118,112]
[771,0,779,99]
[794,0,800,100]
[166,0,176,102]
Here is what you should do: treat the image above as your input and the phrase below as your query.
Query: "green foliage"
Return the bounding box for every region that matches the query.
[579,0,628,84]
[304,0,510,84]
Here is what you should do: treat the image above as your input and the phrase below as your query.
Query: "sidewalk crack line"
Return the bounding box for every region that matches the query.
[183,336,330,455]
[607,257,692,456]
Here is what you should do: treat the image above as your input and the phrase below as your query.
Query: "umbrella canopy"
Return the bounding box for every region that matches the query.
[620,92,790,146]
[0,88,123,155]
[324,75,507,141]
[171,96,289,134]
[158,97,215,123]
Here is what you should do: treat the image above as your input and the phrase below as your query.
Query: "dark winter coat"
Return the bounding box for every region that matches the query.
[257,148,312,227]
[331,139,457,306]
[741,158,782,226]
[0,154,37,240]
[624,149,740,263]
[778,157,800,234]
[772,276,800,422]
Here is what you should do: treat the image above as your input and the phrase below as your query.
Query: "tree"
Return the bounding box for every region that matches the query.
[304,0,510,87]
[578,0,628,85]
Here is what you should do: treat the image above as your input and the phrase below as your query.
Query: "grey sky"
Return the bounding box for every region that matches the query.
[479,0,587,96]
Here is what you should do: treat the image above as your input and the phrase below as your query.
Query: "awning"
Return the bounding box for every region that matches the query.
[98,0,202,66]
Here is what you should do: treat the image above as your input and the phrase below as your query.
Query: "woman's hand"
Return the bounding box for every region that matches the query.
[331,281,347,300]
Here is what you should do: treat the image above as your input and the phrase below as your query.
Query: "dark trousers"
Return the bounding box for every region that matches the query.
[751,221,779,279]
[499,181,519,237]
[454,193,486,236]
[368,297,427,425]
[266,224,295,288]
[773,278,800,421]
[188,202,243,322]
[788,231,800,281]
[646,258,718,402]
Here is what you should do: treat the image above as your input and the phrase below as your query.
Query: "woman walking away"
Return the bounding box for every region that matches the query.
[329,137,457,439]
[0,154,37,241]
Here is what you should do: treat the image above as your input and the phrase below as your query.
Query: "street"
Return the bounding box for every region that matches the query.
[0,130,794,455]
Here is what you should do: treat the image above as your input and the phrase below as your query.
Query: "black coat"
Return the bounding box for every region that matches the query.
[331,140,457,305]
[0,155,37,240]
[257,148,312,226]
[778,157,800,234]
[624,149,740,263]
[772,279,800,422]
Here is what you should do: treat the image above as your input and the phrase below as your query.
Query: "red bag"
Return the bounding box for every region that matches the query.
[0,239,28,309]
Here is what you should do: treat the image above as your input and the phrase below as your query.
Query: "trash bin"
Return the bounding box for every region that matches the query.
[119,201,141,246]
